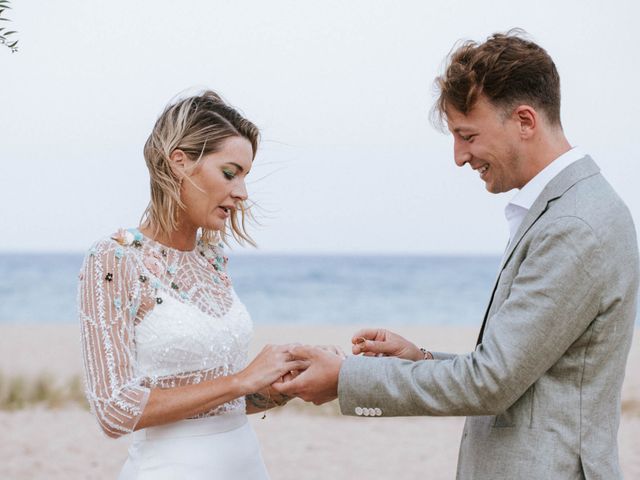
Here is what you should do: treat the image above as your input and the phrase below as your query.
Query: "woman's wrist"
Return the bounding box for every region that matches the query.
[230,372,253,397]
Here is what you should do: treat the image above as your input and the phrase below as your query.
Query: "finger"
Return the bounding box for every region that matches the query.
[351,328,381,345]
[334,345,347,358]
[271,375,302,396]
[317,344,347,358]
[285,359,310,373]
[357,339,396,356]
[288,344,318,361]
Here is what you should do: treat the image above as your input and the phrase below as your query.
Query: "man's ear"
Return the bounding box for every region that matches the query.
[169,149,188,178]
[513,105,537,139]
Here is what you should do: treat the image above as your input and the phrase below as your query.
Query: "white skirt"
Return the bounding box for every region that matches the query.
[118,412,270,480]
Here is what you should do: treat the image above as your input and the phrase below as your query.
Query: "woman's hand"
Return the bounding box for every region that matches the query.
[235,344,308,395]
[351,328,423,361]
[315,344,347,359]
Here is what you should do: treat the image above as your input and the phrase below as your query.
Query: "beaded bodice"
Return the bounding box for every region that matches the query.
[78,228,252,438]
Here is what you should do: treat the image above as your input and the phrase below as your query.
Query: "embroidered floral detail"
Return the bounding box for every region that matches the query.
[78,231,246,436]
[167,264,178,275]
[218,272,231,287]
[115,247,124,260]
[143,255,163,277]
[112,228,135,246]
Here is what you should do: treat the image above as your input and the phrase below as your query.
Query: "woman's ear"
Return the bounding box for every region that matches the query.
[169,149,188,178]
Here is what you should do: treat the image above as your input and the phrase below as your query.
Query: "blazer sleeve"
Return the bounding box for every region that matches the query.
[431,352,458,361]
[338,216,603,417]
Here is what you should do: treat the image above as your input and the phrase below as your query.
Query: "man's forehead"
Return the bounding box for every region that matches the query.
[446,114,476,133]
[445,100,494,132]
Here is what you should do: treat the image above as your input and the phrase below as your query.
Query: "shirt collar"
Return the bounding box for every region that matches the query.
[509,147,586,210]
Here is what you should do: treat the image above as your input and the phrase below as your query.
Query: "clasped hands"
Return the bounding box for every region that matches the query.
[268,328,423,405]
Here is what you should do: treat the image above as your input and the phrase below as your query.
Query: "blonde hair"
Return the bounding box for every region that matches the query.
[141,90,259,246]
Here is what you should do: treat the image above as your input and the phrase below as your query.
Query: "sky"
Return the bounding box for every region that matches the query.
[1,0,639,254]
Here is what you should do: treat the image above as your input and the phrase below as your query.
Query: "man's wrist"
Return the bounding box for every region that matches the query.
[419,347,434,360]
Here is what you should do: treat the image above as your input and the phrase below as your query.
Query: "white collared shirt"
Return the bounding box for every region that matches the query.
[505,147,586,244]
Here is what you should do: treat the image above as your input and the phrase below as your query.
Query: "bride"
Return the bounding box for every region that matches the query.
[78,90,306,479]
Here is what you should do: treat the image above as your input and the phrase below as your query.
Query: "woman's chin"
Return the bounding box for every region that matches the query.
[202,219,225,232]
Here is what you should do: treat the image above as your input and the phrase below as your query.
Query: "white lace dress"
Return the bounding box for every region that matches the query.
[78,228,269,479]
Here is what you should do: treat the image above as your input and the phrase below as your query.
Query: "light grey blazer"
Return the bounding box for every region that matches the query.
[338,157,639,479]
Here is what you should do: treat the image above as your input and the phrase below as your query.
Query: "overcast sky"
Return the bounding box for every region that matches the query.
[1,0,639,254]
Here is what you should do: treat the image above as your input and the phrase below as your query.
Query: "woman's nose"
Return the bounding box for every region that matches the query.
[232,180,248,201]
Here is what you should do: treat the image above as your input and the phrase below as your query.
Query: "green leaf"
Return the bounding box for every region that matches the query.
[4,30,15,35]
[8,40,16,47]
[0,18,12,22]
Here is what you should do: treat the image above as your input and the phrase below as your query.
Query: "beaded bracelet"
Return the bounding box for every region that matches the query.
[420,348,434,360]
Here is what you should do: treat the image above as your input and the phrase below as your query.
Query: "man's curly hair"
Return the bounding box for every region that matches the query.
[433,29,562,129]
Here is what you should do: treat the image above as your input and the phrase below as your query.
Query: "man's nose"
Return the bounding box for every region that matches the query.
[454,139,471,167]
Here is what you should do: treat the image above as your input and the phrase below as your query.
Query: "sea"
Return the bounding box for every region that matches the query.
[1,253,638,326]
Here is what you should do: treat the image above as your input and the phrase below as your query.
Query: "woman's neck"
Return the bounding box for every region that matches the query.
[139,222,198,252]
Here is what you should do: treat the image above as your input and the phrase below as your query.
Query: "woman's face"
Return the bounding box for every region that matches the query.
[176,135,253,232]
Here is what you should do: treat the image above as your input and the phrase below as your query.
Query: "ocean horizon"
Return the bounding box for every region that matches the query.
[1,252,638,327]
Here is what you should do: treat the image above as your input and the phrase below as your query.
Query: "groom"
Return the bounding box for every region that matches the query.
[274,31,639,479]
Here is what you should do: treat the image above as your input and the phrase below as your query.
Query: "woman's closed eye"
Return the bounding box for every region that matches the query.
[222,168,236,180]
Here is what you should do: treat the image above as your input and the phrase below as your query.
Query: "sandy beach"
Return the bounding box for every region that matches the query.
[1,324,638,479]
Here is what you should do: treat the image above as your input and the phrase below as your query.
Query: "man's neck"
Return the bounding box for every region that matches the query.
[521,130,572,186]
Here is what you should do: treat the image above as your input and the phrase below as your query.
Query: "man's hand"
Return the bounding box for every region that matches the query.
[351,328,423,361]
[271,345,344,405]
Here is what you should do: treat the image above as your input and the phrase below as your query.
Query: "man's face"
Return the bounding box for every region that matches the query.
[446,96,528,194]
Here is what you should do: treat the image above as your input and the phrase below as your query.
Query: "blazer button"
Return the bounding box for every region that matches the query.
[374,408,382,416]
[355,407,363,416]
[363,408,370,416]
[368,408,376,416]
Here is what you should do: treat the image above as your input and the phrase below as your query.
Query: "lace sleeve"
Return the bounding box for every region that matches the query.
[78,238,151,438]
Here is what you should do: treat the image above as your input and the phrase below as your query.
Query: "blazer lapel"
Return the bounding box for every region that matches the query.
[475,156,600,346]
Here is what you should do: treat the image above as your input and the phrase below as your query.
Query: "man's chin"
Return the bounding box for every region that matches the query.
[484,182,498,194]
